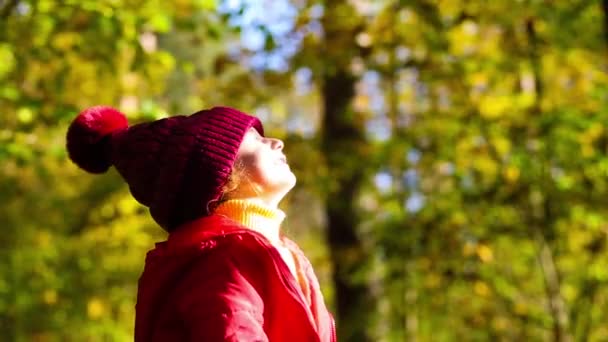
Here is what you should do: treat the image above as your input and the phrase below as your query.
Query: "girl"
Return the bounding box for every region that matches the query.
[67,106,336,341]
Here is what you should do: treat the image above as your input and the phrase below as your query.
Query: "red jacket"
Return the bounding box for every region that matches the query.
[135,215,336,341]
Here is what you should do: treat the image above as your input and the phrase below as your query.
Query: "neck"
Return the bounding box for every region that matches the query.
[213,199,286,245]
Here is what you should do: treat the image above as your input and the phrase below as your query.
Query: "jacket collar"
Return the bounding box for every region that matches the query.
[165,215,261,252]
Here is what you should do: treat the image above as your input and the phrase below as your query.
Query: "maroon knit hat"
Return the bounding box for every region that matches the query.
[66,106,263,231]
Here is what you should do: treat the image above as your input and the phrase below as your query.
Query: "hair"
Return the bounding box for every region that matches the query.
[207,160,248,212]
[207,158,267,213]
[221,160,247,198]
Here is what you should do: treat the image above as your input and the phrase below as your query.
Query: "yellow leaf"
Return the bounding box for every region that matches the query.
[51,32,80,50]
[562,284,577,301]
[450,211,467,226]
[99,203,115,219]
[36,231,52,247]
[43,289,57,305]
[474,281,491,297]
[0,44,16,78]
[479,95,510,119]
[503,166,520,183]
[474,156,498,178]
[476,244,494,263]
[117,196,139,215]
[516,93,536,109]
[87,298,105,319]
[588,123,603,140]
[448,20,478,56]
[491,137,511,156]
[581,144,594,158]
[514,302,528,315]
[467,72,488,88]
[196,0,217,10]
[17,107,34,124]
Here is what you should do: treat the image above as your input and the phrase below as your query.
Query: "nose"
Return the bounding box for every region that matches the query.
[268,137,284,150]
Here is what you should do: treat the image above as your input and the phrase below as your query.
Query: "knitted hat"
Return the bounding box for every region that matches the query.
[66,106,263,231]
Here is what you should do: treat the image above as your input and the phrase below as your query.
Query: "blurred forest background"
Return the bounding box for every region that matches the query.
[2,0,608,341]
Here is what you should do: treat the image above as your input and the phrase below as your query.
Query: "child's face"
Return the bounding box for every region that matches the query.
[232,128,296,204]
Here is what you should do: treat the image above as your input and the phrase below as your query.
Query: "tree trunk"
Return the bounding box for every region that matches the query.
[314,2,375,340]
[320,68,373,341]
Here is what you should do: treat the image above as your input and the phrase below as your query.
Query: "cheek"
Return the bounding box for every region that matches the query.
[252,155,281,181]
[250,155,294,186]
[237,153,272,183]
[236,150,295,192]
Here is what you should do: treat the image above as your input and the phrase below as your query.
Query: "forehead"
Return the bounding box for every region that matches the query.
[240,128,261,146]
[246,127,262,135]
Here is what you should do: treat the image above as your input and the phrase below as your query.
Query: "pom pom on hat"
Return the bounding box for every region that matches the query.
[66,106,128,173]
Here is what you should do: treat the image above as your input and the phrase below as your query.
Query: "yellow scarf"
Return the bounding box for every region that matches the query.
[214,199,285,244]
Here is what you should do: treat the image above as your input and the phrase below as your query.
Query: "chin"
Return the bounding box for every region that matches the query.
[285,173,297,189]
[272,176,297,199]
[278,177,297,193]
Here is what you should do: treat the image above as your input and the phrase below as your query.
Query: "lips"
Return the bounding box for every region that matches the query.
[279,156,287,163]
